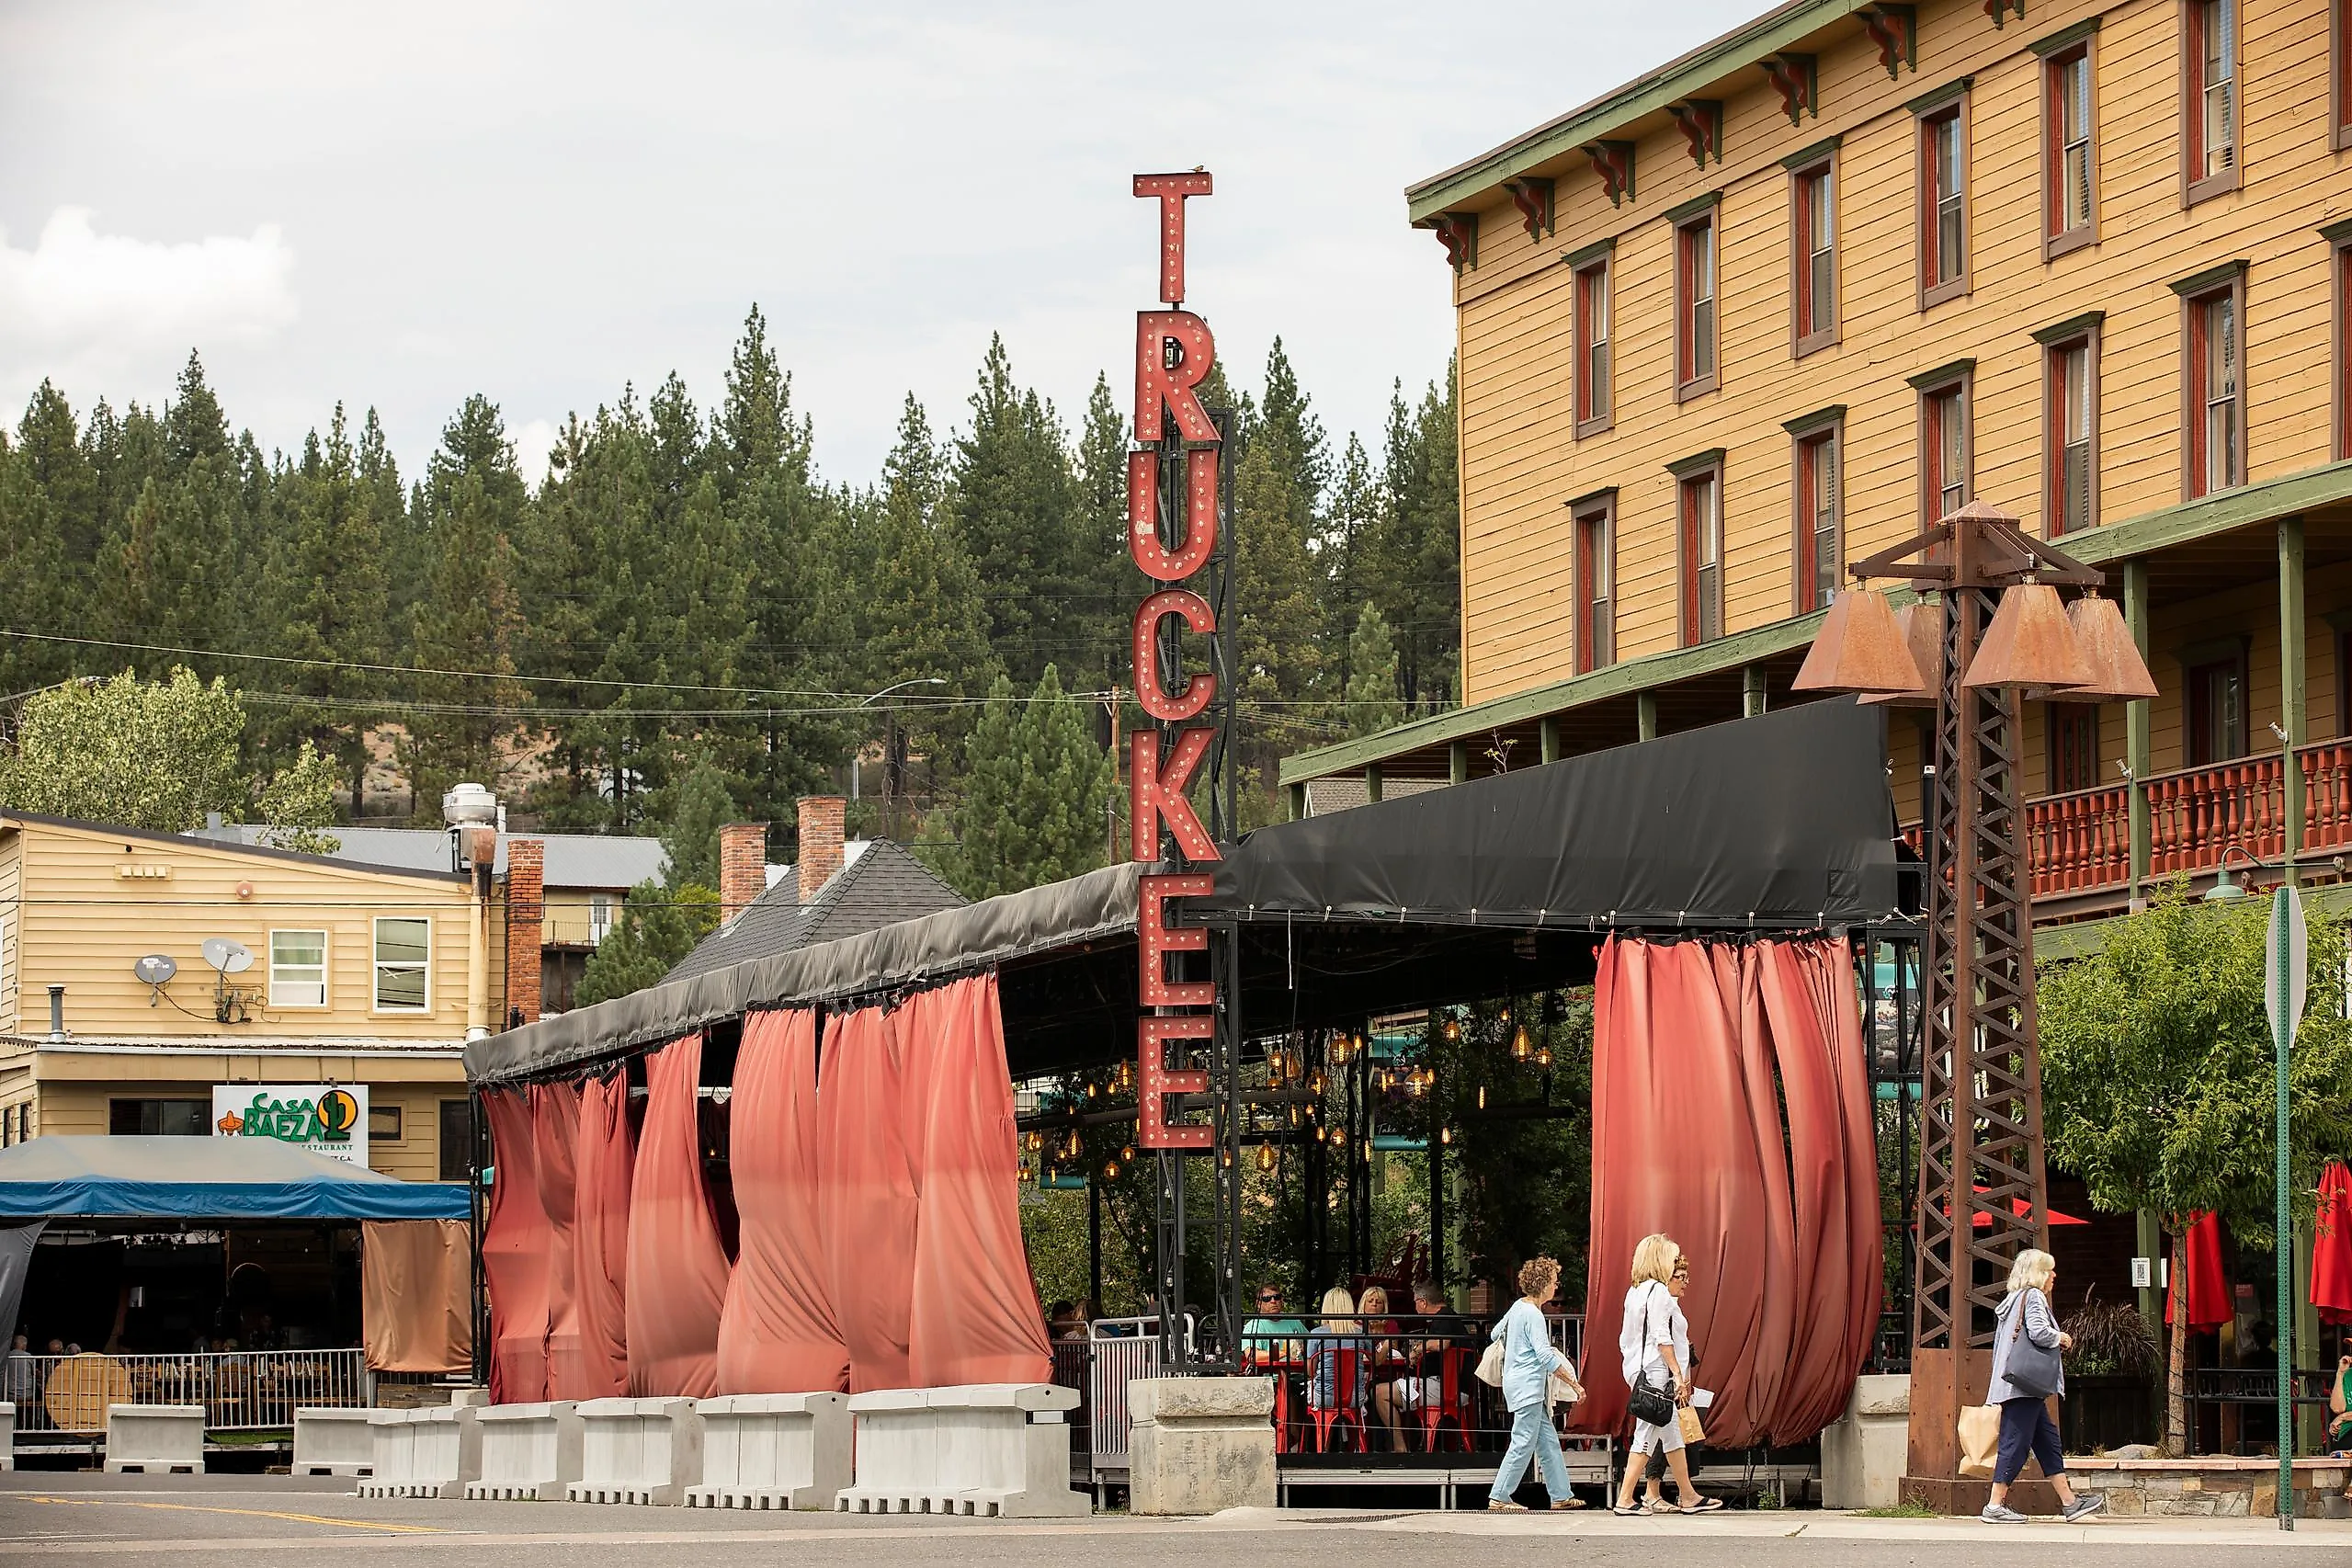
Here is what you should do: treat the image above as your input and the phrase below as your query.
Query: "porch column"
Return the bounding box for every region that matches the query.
[2279,515,2307,869]
[2125,560,2153,900]
[1364,763,1382,804]
[1449,740,1469,784]
[1286,780,1307,821]
[1637,692,1658,742]
[1540,716,1562,766]
[1742,665,1766,718]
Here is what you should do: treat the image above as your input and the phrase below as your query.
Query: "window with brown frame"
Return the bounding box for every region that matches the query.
[2336,0,2352,151]
[2044,43,2096,256]
[1676,211,1719,399]
[1918,374,1972,522]
[1574,256,1613,436]
[1919,99,1969,306]
[2180,271,2245,498]
[2042,326,2099,534]
[1677,460,1724,645]
[2047,703,2099,793]
[1792,160,1837,354]
[1574,499,1614,673]
[1794,426,1841,610]
[2183,0,2239,203]
[2186,651,2247,764]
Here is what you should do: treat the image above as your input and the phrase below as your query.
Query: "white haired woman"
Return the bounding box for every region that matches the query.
[1611,1234,1721,1515]
[1982,1249,2102,1523]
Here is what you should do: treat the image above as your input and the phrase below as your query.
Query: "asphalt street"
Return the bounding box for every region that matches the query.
[1,1471,2345,1568]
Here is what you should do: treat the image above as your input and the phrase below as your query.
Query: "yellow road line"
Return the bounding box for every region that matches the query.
[20,1496,446,1534]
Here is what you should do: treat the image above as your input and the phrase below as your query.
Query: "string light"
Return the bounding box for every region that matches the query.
[1536,1044,1553,1069]
[1512,1027,1531,1061]
[1256,1141,1276,1171]
[1478,1085,1487,1110]
[1103,1159,1120,1179]
[1443,1017,1461,1042]
[1439,1126,1452,1146]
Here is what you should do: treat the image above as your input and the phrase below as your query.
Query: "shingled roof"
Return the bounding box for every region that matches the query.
[661,836,965,984]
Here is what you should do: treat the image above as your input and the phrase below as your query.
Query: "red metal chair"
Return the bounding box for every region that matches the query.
[1309,1346,1369,1453]
[1416,1346,1476,1453]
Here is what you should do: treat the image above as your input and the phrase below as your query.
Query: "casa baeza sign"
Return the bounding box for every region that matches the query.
[211,1085,369,1165]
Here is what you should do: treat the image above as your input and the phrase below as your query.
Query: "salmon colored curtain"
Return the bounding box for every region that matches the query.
[819,1006,919,1392]
[2316,1163,2352,1326]
[480,1087,551,1403]
[906,975,1052,1387]
[562,1072,633,1398]
[361,1220,472,1374]
[626,1034,733,1396]
[1574,935,1882,1449]
[531,1082,585,1398]
[718,1008,850,1392]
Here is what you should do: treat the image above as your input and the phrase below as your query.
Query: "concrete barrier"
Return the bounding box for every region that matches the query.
[1821,1374,1908,1510]
[293,1407,377,1477]
[1,1401,14,1471]
[836,1383,1087,1517]
[1128,1378,1276,1515]
[104,1403,204,1473]
[685,1392,851,1510]
[355,1404,483,1498]
[567,1397,704,1506]
[465,1401,584,1501]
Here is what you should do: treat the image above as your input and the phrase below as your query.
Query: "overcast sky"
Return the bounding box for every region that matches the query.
[1,2,1755,491]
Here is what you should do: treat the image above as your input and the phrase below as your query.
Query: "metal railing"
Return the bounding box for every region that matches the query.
[2025,781,2131,896]
[5,1349,371,1437]
[1082,1318,1172,1475]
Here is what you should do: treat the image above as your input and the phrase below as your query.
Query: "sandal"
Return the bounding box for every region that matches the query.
[1551,1498,1586,1510]
[1646,1498,1676,1514]
[1610,1505,1644,1517]
[1679,1496,1725,1514]
[1486,1498,1526,1511]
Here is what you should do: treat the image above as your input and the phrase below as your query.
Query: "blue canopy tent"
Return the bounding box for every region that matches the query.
[0,1138,469,1221]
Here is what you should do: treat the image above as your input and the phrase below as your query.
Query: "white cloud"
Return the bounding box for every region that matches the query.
[0,207,296,413]
[508,418,558,491]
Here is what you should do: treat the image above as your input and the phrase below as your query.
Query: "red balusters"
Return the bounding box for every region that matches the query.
[2025,784,2129,896]
[2143,755,2283,874]
[2299,742,2352,853]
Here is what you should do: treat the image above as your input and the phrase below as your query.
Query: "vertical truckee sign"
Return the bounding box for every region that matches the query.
[1130,171,1220,1151]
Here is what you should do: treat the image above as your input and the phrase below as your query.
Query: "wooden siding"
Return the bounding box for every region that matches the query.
[1450,0,2352,707]
[0,834,18,1036]
[3,817,495,1044]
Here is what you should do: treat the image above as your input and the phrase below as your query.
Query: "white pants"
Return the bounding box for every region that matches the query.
[1628,1360,1685,1453]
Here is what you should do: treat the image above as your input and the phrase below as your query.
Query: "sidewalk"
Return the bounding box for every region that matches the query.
[1269,1505,2352,1548]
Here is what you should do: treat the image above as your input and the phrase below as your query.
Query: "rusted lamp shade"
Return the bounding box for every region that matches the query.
[1861,599,1945,707]
[1793,589,1926,695]
[1961,582,2095,689]
[2058,593,2158,700]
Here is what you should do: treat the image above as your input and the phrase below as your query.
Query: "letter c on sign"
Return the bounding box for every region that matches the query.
[1132,589,1218,722]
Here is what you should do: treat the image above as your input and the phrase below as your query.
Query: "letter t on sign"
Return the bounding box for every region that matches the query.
[1134,171,1213,305]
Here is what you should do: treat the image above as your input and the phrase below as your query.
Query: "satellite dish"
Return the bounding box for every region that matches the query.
[133,954,177,986]
[200,937,254,974]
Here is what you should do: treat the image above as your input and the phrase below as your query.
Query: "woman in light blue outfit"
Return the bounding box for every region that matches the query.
[1486,1255,1586,1510]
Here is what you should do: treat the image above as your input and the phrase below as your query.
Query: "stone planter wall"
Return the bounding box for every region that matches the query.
[2067,1457,2350,1518]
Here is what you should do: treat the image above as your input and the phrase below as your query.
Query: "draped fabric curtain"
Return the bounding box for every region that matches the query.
[819,1006,920,1392]
[531,1082,585,1399]
[564,1072,634,1399]
[625,1033,733,1397]
[2165,1211,2231,1328]
[718,1007,850,1393]
[2316,1162,2352,1326]
[480,1088,551,1403]
[1573,934,1881,1449]
[361,1220,473,1374]
[906,975,1052,1387]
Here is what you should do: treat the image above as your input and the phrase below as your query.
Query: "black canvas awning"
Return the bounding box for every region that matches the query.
[469,699,1899,1085]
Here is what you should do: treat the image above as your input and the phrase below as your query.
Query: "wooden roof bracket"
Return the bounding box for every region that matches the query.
[1503,176,1555,239]
[1857,4,1917,76]
[1423,210,1479,270]
[1665,100,1724,167]
[1581,141,1636,207]
[1758,54,1818,124]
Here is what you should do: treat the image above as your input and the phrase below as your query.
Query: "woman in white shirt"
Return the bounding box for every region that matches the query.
[1611,1233,1721,1515]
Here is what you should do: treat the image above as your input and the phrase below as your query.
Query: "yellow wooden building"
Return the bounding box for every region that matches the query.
[0,812,512,1183]
[1281,0,2352,930]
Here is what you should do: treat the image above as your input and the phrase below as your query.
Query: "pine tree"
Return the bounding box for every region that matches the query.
[946,666,1113,899]
[658,756,739,890]
[1073,372,1132,688]
[267,403,389,816]
[1363,365,1461,711]
[949,335,1083,687]
[0,422,74,698]
[1344,604,1404,740]
[575,880,721,1006]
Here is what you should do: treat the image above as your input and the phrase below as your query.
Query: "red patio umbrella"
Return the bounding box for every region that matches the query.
[2313,1162,2352,1327]
[2165,1211,2231,1329]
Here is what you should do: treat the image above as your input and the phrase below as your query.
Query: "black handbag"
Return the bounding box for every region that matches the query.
[1628,1373,1676,1426]
[2001,1293,2064,1401]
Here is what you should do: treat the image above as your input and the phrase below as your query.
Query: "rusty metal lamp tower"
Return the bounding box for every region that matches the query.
[1796,501,2154,1511]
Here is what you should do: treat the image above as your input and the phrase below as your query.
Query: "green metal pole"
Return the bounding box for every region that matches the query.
[2273,886,2294,1530]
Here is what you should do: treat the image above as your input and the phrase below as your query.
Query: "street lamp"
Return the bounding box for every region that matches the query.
[850,677,949,834]
[2203,843,2261,903]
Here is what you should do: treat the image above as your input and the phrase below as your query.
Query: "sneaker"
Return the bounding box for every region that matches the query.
[2062,1494,2106,1521]
[1980,1504,2028,1524]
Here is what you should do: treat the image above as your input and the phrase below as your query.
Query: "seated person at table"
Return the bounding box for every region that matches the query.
[1379,1279,1458,1440]
[1359,1286,1417,1451]
[1304,1287,1364,1416]
[1243,1285,1307,1367]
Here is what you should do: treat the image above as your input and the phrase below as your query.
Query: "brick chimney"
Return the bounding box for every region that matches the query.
[503,838,544,1027]
[719,823,768,923]
[797,796,846,904]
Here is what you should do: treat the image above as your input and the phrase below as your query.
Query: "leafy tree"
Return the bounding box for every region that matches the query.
[575,880,721,1006]
[658,756,739,891]
[256,741,344,854]
[1343,603,1403,739]
[0,667,246,830]
[2039,883,2352,1452]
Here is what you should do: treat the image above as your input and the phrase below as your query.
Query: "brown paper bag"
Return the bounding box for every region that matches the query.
[1676,1403,1706,1446]
[1956,1404,2002,1478]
